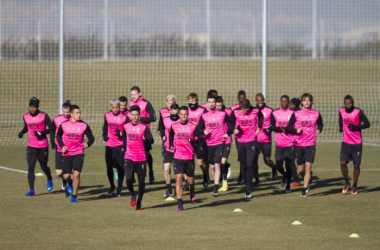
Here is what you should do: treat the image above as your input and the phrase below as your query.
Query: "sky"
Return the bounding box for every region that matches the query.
[1,0,379,46]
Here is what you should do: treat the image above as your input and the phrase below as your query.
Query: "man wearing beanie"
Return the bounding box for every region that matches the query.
[18,97,54,196]
[289,97,302,187]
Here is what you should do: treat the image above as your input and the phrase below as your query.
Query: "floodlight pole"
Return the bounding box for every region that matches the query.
[0,0,2,61]
[38,21,41,61]
[182,19,186,59]
[252,18,256,57]
[104,0,108,60]
[320,19,325,59]
[59,0,64,113]
[312,0,317,59]
[206,0,211,60]
[262,0,267,99]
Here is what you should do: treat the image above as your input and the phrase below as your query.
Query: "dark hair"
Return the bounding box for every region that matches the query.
[119,96,128,103]
[69,105,80,113]
[179,106,188,113]
[187,93,198,102]
[207,89,218,97]
[280,95,290,101]
[170,103,180,110]
[62,100,71,109]
[237,90,246,97]
[344,95,354,105]
[241,99,251,109]
[130,105,140,113]
[255,93,265,100]
[215,96,224,103]
[130,86,140,93]
[207,95,216,101]
[300,93,313,104]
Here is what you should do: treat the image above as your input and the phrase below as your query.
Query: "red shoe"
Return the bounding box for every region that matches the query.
[136,208,143,211]
[291,182,300,187]
[342,182,350,194]
[130,196,136,207]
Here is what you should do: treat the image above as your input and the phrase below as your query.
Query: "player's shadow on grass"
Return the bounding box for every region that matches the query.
[143,198,207,210]
[76,185,113,201]
[306,177,349,196]
[36,189,66,196]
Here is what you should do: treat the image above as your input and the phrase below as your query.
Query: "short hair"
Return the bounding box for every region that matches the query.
[344,95,354,105]
[166,95,177,103]
[300,93,313,103]
[215,96,224,103]
[187,93,198,102]
[130,105,140,113]
[110,98,119,105]
[207,89,218,97]
[280,95,290,101]
[69,105,80,113]
[170,104,180,110]
[255,93,265,100]
[179,106,188,113]
[207,95,216,101]
[237,90,246,97]
[241,99,251,109]
[130,86,141,93]
[119,96,128,103]
[62,100,71,109]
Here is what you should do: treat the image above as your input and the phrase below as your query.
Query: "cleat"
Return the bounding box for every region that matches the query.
[61,182,66,191]
[226,164,232,179]
[202,181,209,189]
[218,181,228,192]
[182,182,189,191]
[136,208,143,211]
[245,191,252,199]
[149,171,155,184]
[70,196,77,203]
[67,183,73,195]
[280,177,286,187]
[272,167,278,180]
[309,171,313,185]
[108,186,115,197]
[115,169,119,181]
[65,188,70,198]
[177,204,183,211]
[116,186,122,197]
[47,180,53,192]
[286,184,292,193]
[163,188,172,199]
[351,187,358,195]
[130,196,136,207]
[300,190,306,198]
[253,181,260,187]
[25,190,35,196]
[305,186,310,194]
[237,178,245,185]
[212,185,219,196]
[291,182,300,187]
[190,193,196,203]
[342,182,351,194]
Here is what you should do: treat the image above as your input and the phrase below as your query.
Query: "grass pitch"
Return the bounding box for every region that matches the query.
[0,143,379,249]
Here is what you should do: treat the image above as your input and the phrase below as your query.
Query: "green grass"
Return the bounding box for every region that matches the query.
[0,143,379,249]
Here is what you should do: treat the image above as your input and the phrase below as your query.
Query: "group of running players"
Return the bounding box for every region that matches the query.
[19,87,370,211]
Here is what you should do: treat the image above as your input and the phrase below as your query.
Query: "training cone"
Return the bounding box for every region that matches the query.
[233,208,243,212]
[35,173,44,177]
[349,233,360,238]
[165,197,175,201]
[292,221,302,225]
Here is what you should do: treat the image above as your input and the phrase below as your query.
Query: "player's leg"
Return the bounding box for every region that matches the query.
[114,146,125,197]
[252,150,260,185]
[291,156,301,187]
[245,142,256,198]
[55,151,66,190]
[124,160,137,206]
[185,160,196,203]
[37,147,53,192]
[340,142,351,194]
[135,161,147,210]
[351,143,362,194]
[146,147,154,184]
[25,146,38,195]
[284,158,293,193]
[105,146,116,196]
[173,159,184,211]
[70,154,84,203]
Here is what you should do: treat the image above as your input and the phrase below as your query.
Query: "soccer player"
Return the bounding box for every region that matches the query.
[253,93,277,186]
[198,95,229,196]
[122,105,154,210]
[102,98,130,197]
[169,106,204,211]
[270,95,295,193]
[18,97,53,196]
[228,99,262,198]
[187,92,209,188]
[119,96,131,120]
[159,103,180,198]
[129,86,156,184]
[339,95,370,195]
[287,93,323,198]
[50,100,72,194]
[201,89,218,111]
[289,97,301,187]
[57,105,95,203]
[215,96,232,191]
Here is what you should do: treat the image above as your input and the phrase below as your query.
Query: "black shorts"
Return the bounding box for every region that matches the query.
[295,145,316,165]
[105,146,125,169]
[55,151,64,170]
[124,159,147,180]
[26,146,48,165]
[173,159,195,177]
[222,143,231,159]
[207,143,224,165]
[340,142,362,165]
[275,145,295,162]
[236,141,257,168]
[62,154,85,174]
[163,149,174,164]
[194,142,206,159]
[257,142,272,157]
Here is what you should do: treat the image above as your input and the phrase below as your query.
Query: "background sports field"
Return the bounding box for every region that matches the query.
[0,142,379,249]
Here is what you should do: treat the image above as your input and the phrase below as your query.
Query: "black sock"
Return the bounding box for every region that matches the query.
[138,182,145,201]
[255,177,260,182]
[353,182,357,187]
[190,187,195,196]
[126,179,135,196]
[344,178,350,184]
[147,154,153,172]
[62,179,67,186]
[178,198,183,206]
[72,195,77,198]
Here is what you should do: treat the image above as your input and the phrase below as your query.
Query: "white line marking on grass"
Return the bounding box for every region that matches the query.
[0,166,27,174]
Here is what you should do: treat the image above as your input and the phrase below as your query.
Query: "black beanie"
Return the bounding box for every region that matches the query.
[29,97,40,108]
[290,97,300,107]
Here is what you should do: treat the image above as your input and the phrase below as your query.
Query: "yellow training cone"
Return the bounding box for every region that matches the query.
[165,197,175,201]
[292,221,302,225]
[349,233,359,238]
[233,208,243,212]
[35,173,44,177]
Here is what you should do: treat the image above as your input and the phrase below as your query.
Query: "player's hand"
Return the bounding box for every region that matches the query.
[142,136,146,141]
[156,131,160,134]
[280,127,286,132]
[296,128,302,134]
[18,132,23,139]
[34,131,43,138]
[62,146,68,153]
[83,142,89,148]
[51,143,56,150]
[263,128,270,135]
[115,129,123,137]
[121,148,125,152]
[188,138,194,144]
[170,146,174,150]
[255,128,260,134]
[103,135,109,142]
[162,136,167,141]
[233,129,240,135]
[204,130,209,135]
[347,124,355,131]
[316,129,320,135]
[223,134,228,138]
